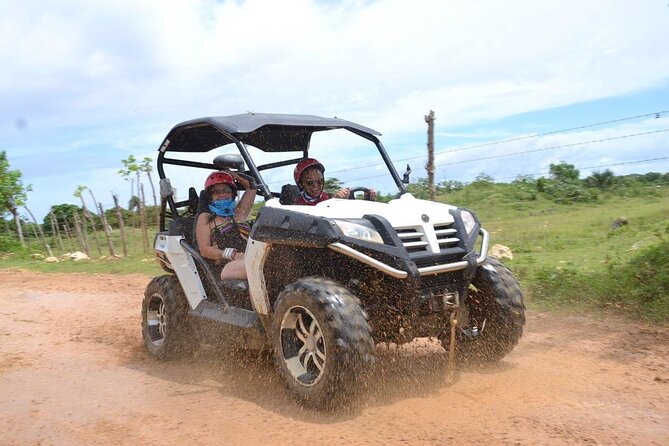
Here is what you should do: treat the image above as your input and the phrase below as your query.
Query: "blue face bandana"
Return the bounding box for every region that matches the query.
[208,199,237,217]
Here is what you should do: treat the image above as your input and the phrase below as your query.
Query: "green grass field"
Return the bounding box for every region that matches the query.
[444,185,668,321]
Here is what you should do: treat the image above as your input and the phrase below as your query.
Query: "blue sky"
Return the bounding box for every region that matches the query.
[2,0,668,221]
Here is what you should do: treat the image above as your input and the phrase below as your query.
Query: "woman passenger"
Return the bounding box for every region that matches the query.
[195,170,255,280]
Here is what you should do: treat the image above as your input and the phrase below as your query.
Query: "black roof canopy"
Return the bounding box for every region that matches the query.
[159,113,381,153]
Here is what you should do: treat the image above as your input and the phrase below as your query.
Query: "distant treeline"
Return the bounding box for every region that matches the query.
[396,163,669,204]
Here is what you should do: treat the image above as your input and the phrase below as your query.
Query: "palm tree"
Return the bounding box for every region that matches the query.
[128,195,141,212]
[140,156,157,206]
[119,155,141,208]
[585,169,615,189]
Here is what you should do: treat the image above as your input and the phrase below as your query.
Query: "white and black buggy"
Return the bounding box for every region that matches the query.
[142,113,526,408]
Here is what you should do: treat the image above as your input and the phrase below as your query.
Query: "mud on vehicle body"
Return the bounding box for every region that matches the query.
[141,113,526,408]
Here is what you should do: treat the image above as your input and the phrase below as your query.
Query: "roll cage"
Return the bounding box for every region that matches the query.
[156,113,409,231]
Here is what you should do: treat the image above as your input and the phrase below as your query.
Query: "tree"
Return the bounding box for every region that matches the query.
[473,173,494,184]
[24,205,52,256]
[639,172,662,183]
[0,151,31,245]
[128,195,141,212]
[584,169,615,189]
[407,178,430,199]
[549,162,580,182]
[323,177,343,194]
[74,185,102,256]
[437,179,464,193]
[140,156,158,206]
[512,174,536,186]
[119,155,141,206]
[541,162,595,203]
[44,204,81,231]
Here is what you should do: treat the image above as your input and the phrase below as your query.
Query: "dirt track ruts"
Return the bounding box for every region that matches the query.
[0,270,667,445]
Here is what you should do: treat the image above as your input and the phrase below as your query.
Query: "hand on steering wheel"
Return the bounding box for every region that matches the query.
[346,187,376,200]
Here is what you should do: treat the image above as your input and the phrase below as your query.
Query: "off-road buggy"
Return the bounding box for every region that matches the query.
[142,113,525,408]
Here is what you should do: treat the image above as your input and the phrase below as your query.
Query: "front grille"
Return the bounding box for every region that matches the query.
[394,222,461,256]
[434,223,459,249]
[395,227,428,253]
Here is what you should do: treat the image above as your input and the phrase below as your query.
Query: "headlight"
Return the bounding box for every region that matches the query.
[335,220,384,244]
[461,210,477,235]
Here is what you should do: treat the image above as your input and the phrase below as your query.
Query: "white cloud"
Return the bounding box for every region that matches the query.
[5,0,669,127]
[2,0,669,219]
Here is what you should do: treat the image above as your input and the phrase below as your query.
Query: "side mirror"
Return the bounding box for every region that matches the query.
[402,164,412,184]
[213,154,245,171]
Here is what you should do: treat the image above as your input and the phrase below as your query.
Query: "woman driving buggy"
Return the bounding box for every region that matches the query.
[293,158,376,205]
[195,170,255,281]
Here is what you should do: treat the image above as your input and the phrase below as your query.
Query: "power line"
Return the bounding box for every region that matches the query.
[328,129,669,185]
[432,128,669,168]
[268,109,669,184]
[408,110,669,159]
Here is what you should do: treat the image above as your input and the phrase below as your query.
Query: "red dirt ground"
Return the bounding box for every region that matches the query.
[0,269,667,445]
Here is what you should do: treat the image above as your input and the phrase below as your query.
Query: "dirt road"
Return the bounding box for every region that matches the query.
[0,269,667,445]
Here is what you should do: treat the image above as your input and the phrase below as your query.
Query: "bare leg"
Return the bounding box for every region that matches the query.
[221,257,247,280]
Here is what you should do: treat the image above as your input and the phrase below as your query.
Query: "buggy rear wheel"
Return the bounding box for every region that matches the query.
[141,275,195,359]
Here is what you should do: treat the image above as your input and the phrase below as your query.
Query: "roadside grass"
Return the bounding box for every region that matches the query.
[443,185,668,321]
[0,256,162,275]
[0,227,163,276]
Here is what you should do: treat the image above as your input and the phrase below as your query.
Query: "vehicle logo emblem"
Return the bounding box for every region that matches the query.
[421,214,429,222]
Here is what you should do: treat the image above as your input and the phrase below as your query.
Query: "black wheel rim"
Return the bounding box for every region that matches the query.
[146,293,167,346]
[279,305,326,386]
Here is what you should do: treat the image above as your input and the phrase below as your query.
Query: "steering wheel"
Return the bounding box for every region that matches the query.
[347,187,372,200]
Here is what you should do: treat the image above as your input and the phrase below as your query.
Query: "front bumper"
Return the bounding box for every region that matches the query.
[328,228,489,279]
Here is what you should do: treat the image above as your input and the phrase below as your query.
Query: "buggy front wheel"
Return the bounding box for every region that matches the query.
[442,258,526,365]
[271,277,374,408]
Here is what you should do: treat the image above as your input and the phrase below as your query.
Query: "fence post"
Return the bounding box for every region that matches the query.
[112,193,128,257]
[98,202,116,257]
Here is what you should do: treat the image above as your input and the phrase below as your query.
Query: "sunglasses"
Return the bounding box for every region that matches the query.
[304,178,324,186]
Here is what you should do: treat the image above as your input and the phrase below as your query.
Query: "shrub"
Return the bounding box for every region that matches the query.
[0,234,27,255]
[619,240,669,320]
[530,239,668,321]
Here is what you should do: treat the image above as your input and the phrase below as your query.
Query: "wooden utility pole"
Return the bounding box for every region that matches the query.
[425,110,436,201]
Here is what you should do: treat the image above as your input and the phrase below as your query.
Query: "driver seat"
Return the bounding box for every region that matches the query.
[280,184,300,205]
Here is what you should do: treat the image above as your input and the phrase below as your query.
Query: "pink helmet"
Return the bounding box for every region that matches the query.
[204,171,237,193]
[293,158,324,185]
